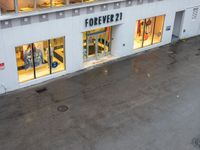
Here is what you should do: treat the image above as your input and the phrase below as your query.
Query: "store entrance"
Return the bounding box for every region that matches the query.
[83,27,112,61]
[87,32,107,60]
[172,11,184,42]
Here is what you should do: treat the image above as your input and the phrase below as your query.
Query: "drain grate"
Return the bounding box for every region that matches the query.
[57,105,69,112]
[36,87,47,94]
[192,137,200,149]
[196,49,200,56]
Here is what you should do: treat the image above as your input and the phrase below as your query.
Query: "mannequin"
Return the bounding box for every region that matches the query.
[24,45,33,69]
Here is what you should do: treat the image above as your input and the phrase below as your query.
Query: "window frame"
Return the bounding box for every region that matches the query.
[15,36,66,83]
[133,15,166,49]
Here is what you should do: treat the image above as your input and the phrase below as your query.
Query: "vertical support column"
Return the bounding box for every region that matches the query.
[48,40,52,74]
[95,35,98,59]
[104,32,106,56]
[34,0,37,10]
[50,0,53,7]
[86,34,89,59]
[65,0,69,5]
[14,0,18,13]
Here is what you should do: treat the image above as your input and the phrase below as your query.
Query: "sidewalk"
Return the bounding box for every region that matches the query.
[0,36,200,150]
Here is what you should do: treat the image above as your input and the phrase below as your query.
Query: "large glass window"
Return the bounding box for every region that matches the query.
[134,19,145,49]
[15,37,65,83]
[143,17,156,47]
[37,0,51,9]
[0,0,15,14]
[52,0,66,7]
[68,0,95,4]
[34,41,50,78]
[18,0,34,12]
[153,16,165,44]
[50,37,65,73]
[16,44,35,82]
[1,0,96,14]
[134,15,165,49]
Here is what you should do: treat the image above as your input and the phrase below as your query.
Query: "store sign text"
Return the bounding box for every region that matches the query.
[85,12,123,28]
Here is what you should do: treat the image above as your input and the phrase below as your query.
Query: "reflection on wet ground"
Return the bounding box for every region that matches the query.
[1,36,200,150]
[168,44,178,65]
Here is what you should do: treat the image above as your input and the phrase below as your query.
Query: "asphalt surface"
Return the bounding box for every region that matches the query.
[1,36,200,150]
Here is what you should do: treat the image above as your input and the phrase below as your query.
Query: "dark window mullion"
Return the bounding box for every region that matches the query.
[141,19,146,47]
[151,17,157,44]
[109,27,112,53]
[48,40,52,74]
[31,43,36,79]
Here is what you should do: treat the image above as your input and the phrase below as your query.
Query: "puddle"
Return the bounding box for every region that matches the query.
[168,48,177,65]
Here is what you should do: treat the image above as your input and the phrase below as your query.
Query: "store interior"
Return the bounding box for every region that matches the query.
[134,15,165,49]
[0,0,95,13]
[15,37,65,83]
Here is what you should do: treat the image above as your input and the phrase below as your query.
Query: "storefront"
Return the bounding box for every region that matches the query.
[0,0,200,94]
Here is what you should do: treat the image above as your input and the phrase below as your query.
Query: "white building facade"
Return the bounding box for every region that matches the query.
[0,0,200,94]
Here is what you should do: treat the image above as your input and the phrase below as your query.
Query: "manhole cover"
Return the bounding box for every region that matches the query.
[192,137,200,149]
[36,87,47,94]
[57,105,69,112]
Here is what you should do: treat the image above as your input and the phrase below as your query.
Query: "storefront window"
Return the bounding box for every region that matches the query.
[68,0,95,4]
[0,0,15,14]
[143,17,156,47]
[1,0,96,14]
[134,15,165,49]
[15,37,65,83]
[68,0,82,4]
[50,37,65,73]
[18,0,35,12]
[153,16,165,44]
[37,0,51,9]
[34,41,50,78]
[134,19,145,49]
[16,45,35,82]
[52,0,65,7]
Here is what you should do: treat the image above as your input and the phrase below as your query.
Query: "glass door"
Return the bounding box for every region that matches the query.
[97,32,106,58]
[84,27,112,62]
[86,34,98,60]
[86,32,107,61]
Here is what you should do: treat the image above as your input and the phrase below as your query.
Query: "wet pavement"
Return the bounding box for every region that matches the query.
[1,36,200,150]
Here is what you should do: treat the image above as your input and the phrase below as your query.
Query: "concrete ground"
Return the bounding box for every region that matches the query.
[1,36,200,150]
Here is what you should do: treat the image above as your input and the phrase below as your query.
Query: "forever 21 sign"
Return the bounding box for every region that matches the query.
[85,12,123,28]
